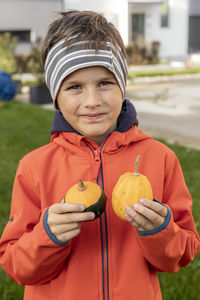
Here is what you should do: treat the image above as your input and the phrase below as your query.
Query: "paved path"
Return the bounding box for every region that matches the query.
[126,76,200,150]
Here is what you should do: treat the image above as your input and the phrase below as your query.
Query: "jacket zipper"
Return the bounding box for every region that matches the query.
[89,143,110,300]
[98,166,109,300]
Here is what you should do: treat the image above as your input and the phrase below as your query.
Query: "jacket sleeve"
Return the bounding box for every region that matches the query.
[135,151,200,273]
[0,159,71,286]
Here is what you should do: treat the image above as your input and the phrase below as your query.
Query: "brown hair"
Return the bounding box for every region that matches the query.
[41,10,126,65]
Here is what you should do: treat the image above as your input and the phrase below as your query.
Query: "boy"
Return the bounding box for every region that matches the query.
[0,10,199,300]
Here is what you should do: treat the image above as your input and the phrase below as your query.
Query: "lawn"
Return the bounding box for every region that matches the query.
[0,101,199,300]
[128,66,200,79]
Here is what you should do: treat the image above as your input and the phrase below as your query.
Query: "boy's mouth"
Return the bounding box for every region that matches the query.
[80,113,107,121]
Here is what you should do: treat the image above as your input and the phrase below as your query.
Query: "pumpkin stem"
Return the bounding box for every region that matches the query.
[78,180,86,191]
[133,155,141,175]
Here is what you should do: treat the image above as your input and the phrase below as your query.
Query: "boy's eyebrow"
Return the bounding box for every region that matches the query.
[99,75,117,81]
[62,75,117,86]
[62,80,81,86]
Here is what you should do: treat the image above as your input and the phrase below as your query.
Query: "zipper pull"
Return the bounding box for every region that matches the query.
[94,149,101,161]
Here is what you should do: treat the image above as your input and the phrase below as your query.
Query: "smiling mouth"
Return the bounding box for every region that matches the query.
[80,113,107,121]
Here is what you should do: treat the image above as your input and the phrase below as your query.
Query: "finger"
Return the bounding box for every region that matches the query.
[125,213,141,229]
[48,211,95,226]
[50,222,82,236]
[139,199,168,217]
[125,206,154,231]
[57,228,81,243]
[49,203,85,214]
[133,203,165,227]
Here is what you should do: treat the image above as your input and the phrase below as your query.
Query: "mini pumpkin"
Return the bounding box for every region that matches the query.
[112,155,153,220]
[64,180,107,219]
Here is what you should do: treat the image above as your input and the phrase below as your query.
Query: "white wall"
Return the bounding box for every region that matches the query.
[0,0,62,47]
[146,0,189,61]
[63,0,129,45]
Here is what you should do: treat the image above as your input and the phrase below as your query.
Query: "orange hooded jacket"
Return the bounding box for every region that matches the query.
[0,118,199,300]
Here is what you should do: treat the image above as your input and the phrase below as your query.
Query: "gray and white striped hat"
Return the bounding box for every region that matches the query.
[44,38,128,104]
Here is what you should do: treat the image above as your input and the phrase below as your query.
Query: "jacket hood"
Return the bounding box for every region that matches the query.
[50,99,138,135]
[50,99,152,152]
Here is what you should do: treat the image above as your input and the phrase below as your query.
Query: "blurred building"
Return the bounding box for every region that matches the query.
[0,0,63,54]
[64,0,200,62]
[127,0,200,62]
[0,0,200,62]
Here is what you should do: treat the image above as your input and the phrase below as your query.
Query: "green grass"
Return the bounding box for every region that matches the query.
[128,66,200,79]
[156,140,200,300]
[0,101,199,299]
[0,101,54,299]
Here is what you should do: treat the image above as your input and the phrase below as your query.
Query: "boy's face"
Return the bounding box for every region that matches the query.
[57,66,123,143]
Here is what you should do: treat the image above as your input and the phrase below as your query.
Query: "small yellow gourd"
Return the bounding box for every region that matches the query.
[112,155,153,220]
[64,180,107,219]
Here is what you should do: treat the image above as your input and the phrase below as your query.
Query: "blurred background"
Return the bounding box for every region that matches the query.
[0,1,199,300]
[1,0,200,62]
[0,0,200,148]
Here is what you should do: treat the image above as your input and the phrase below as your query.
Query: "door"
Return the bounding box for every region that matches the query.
[188,16,200,53]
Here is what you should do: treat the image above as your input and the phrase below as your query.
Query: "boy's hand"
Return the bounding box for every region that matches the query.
[125,198,168,231]
[47,202,95,243]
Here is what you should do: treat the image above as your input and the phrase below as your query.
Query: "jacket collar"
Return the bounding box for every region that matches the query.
[51,125,151,153]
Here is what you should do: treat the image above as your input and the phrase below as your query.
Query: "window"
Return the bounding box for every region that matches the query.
[132,14,145,41]
[160,0,169,27]
[0,30,31,42]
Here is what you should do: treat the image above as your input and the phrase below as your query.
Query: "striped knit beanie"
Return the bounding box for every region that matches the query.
[44,37,128,105]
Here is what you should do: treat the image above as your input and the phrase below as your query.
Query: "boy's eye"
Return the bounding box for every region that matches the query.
[99,81,113,87]
[68,85,80,90]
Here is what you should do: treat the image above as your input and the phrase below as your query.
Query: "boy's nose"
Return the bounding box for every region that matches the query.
[83,88,102,107]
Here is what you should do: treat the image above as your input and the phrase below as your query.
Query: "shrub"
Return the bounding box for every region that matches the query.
[0,33,18,74]
[16,43,45,86]
[126,35,160,65]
